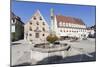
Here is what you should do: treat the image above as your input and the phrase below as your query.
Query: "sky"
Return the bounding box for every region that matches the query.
[11,0,96,27]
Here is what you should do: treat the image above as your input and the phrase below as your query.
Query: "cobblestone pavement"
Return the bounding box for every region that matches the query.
[60,38,95,55]
[11,40,32,66]
[11,38,96,66]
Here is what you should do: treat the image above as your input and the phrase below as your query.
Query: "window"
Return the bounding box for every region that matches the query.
[29,33,32,36]
[30,21,32,25]
[63,23,65,27]
[29,27,32,31]
[40,17,42,20]
[84,30,86,32]
[43,22,45,25]
[43,34,45,36]
[42,27,45,32]
[11,25,15,32]
[35,33,39,38]
[81,29,83,32]
[36,22,39,25]
[33,16,36,20]
[59,22,62,27]
[12,19,15,23]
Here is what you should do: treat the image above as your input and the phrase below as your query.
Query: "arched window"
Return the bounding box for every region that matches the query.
[12,19,15,24]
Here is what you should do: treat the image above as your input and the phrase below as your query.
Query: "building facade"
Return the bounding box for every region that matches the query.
[11,12,24,41]
[51,9,88,39]
[24,10,49,44]
[87,25,96,38]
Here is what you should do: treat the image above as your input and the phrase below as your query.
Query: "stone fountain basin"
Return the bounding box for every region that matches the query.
[31,44,71,62]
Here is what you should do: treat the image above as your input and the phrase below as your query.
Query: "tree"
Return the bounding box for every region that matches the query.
[46,34,58,46]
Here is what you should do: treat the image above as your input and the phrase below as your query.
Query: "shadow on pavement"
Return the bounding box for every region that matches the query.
[36,52,96,65]
[11,52,96,67]
[11,43,21,45]
[11,62,31,67]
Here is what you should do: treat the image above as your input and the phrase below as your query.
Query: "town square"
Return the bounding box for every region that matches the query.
[11,0,96,66]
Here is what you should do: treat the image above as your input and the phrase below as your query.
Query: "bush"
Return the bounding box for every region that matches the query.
[46,34,58,43]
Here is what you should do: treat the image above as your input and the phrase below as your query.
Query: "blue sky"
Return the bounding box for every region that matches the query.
[11,0,96,27]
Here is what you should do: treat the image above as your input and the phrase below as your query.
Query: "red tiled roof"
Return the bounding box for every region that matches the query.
[56,15,85,25]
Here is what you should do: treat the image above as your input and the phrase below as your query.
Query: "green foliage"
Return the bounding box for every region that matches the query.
[11,32,16,41]
[46,34,58,43]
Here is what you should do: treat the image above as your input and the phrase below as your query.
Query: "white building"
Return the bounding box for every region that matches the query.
[24,10,49,44]
[87,26,95,38]
[50,9,88,39]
